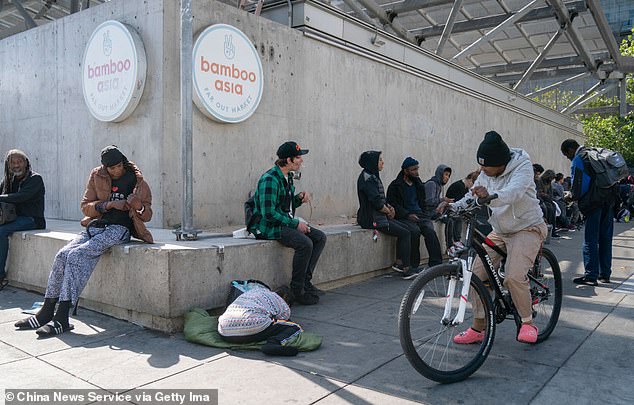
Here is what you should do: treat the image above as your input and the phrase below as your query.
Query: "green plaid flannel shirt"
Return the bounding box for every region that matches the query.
[249,166,302,239]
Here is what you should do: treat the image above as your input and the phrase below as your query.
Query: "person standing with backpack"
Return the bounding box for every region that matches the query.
[561,139,617,286]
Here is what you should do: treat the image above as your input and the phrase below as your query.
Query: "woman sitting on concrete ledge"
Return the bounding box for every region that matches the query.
[15,145,153,337]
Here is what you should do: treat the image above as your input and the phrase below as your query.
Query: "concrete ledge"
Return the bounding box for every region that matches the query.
[6,219,446,332]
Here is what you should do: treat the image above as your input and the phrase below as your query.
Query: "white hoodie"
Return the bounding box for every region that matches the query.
[454,148,544,235]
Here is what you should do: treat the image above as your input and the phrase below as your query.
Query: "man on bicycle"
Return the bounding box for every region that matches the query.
[447,131,548,344]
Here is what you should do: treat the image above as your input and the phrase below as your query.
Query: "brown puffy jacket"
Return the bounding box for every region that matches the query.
[80,162,154,243]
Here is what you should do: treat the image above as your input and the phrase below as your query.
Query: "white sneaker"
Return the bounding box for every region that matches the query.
[447,246,458,257]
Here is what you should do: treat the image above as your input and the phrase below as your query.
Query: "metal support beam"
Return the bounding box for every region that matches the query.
[561,81,602,113]
[492,66,588,84]
[620,79,627,117]
[413,1,586,39]
[70,0,80,13]
[525,72,590,97]
[392,0,455,15]
[566,83,617,114]
[176,0,199,241]
[474,52,609,76]
[547,0,597,73]
[586,0,634,73]
[586,0,619,60]
[575,105,633,115]
[513,28,564,91]
[355,0,419,45]
[342,0,378,27]
[33,0,55,20]
[435,0,463,54]
[451,0,539,61]
[11,0,36,29]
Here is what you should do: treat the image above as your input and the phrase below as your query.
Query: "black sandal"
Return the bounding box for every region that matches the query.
[15,315,44,330]
[35,321,74,337]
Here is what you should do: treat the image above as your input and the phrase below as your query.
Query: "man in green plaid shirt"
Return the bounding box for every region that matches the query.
[249,142,327,305]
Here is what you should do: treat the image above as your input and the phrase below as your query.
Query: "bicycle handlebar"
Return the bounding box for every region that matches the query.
[442,193,499,220]
[476,193,498,206]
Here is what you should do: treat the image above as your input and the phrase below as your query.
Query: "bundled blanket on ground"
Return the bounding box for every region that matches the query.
[183,308,322,351]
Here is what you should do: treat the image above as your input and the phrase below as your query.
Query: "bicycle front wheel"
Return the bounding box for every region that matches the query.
[530,247,562,343]
[398,264,495,384]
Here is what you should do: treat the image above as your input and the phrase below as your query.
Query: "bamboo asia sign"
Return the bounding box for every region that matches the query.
[82,20,147,122]
[82,22,263,124]
[192,24,264,123]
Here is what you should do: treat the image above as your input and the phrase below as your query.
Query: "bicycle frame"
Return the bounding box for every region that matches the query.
[443,205,546,331]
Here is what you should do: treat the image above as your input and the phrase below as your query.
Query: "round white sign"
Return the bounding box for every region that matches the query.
[82,20,147,122]
[193,24,264,123]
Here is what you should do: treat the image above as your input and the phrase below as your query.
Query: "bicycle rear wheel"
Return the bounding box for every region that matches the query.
[529,247,562,342]
[398,264,495,384]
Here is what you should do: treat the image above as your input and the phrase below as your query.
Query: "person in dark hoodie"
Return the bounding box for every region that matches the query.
[0,149,46,290]
[423,164,453,220]
[357,151,422,279]
[386,157,443,268]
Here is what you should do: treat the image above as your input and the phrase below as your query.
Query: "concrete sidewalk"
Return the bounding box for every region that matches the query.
[1,223,633,405]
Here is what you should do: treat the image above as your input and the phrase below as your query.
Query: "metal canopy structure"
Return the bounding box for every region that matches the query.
[0,0,108,41]
[322,0,634,114]
[1,0,632,115]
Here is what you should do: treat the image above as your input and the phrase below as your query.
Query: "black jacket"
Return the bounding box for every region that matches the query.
[0,170,46,228]
[356,151,388,229]
[386,173,426,220]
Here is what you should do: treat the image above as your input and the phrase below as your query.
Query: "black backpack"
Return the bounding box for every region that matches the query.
[244,191,260,231]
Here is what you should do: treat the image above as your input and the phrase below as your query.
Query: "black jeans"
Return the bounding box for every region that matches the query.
[445,217,463,247]
[414,218,443,267]
[377,219,420,268]
[279,226,327,292]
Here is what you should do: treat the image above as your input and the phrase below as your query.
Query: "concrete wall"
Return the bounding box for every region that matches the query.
[0,0,168,226]
[0,0,584,230]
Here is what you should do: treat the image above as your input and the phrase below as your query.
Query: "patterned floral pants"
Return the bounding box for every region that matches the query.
[45,225,130,304]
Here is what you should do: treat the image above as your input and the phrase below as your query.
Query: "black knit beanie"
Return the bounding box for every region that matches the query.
[100,145,126,167]
[476,131,511,167]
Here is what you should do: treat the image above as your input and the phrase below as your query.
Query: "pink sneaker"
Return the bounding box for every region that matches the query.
[453,328,485,344]
[517,324,538,343]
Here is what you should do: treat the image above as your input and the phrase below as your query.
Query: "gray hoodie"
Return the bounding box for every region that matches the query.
[453,148,544,235]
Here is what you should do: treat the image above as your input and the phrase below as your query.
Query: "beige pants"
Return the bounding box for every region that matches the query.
[472,222,548,324]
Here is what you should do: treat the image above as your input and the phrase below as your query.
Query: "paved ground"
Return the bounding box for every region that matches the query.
[1,223,633,405]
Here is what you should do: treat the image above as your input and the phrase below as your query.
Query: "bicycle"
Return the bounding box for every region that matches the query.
[398,194,562,383]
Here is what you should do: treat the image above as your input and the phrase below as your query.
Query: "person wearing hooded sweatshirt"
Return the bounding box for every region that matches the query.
[357,151,422,280]
[422,164,453,220]
[446,131,548,345]
[386,157,443,268]
[15,145,153,337]
[0,149,46,290]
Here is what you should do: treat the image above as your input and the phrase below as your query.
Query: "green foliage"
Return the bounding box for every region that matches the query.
[576,30,634,163]
[531,89,575,110]
[582,113,634,163]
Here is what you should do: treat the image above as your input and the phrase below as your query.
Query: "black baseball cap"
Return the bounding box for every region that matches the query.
[277,141,309,159]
